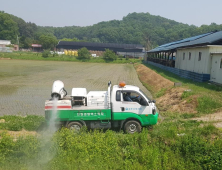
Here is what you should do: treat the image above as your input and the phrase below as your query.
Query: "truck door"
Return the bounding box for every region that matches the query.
[118,90,152,118]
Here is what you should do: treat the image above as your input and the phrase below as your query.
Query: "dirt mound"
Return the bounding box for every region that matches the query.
[156,88,198,113]
[135,64,174,92]
[135,64,197,114]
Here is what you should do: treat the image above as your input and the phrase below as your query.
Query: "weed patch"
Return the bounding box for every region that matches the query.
[0,120,222,169]
[0,115,45,131]
[155,88,167,98]
[197,96,222,114]
[181,90,195,99]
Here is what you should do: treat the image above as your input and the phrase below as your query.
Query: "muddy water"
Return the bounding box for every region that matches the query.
[0,60,152,116]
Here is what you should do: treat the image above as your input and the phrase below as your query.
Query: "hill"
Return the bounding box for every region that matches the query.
[1,11,222,49]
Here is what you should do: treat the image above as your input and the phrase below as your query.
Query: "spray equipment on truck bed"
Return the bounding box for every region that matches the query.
[51,80,67,99]
[71,88,87,106]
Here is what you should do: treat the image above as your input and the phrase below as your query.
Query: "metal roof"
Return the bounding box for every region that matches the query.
[147,31,222,53]
[57,41,144,52]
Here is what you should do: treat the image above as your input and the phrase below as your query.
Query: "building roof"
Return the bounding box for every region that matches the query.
[147,31,222,53]
[57,41,144,52]
[0,40,11,45]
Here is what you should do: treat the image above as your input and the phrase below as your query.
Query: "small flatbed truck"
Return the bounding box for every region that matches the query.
[45,80,158,133]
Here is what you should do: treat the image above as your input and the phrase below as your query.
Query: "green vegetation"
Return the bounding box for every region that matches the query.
[77,47,91,60]
[0,115,45,131]
[0,119,222,169]
[155,88,167,98]
[144,63,222,116]
[1,11,222,50]
[42,50,51,58]
[0,61,222,169]
[181,90,195,99]
[197,97,222,114]
[0,52,142,64]
[103,49,118,61]
[39,34,58,50]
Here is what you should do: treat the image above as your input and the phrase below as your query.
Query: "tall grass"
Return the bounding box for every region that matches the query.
[0,120,221,170]
[0,115,45,131]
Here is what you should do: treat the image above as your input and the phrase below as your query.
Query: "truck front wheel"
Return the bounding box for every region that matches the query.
[124,120,141,134]
[67,122,82,132]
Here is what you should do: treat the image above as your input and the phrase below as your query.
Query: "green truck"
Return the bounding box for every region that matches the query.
[45,80,158,133]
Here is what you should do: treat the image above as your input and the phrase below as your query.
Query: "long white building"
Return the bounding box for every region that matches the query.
[147,31,222,84]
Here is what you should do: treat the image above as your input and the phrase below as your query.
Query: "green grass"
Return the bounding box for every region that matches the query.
[0,58,222,169]
[0,52,142,64]
[197,96,222,114]
[155,88,167,98]
[0,115,45,131]
[143,63,222,115]
[0,120,221,170]
[181,90,195,99]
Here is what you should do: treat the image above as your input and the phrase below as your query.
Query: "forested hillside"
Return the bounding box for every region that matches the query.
[1,11,222,50]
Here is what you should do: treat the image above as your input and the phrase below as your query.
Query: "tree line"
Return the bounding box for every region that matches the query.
[1,11,222,50]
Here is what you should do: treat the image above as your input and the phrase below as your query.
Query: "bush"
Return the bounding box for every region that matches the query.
[103,49,117,61]
[42,50,50,58]
[0,115,45,131]
[77,47,91,60]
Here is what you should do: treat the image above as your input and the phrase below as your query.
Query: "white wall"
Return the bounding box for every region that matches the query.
[117,52,145,58]
[175,46,211,74]
[0,40,11,45]
[175,45,222,84]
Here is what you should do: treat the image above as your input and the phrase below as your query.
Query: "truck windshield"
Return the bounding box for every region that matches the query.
[139,89,151,101]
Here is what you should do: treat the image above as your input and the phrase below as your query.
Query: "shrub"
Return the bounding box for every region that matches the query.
[103,49,117,61]
[77,47,91,60]
[42,50,50,58]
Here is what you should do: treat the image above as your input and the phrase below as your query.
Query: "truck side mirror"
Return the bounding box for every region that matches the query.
[149,100,156,104]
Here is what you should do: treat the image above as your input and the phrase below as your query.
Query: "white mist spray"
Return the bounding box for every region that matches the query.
[28,96,60,170]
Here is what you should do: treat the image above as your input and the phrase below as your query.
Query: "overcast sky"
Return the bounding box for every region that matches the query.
[1,0,221,27]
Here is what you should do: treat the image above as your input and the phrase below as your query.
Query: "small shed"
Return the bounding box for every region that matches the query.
[32,44,42,52]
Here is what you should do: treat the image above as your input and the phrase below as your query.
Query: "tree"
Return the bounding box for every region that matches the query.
[77,47,91,60]
[19,36,32,48]
[0,12,19,43]
[39,34,58,50]
[103,49,117,61]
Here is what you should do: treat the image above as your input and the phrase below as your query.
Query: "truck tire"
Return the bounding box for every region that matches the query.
[124,120,141,134]
[67,122,82,132]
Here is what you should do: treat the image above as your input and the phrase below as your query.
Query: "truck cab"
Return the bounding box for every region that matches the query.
[45,80,158,133]
[110,83,158,133]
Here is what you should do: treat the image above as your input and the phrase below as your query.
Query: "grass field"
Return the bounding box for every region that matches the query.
[0,60,151,116]
[0,59,222,170]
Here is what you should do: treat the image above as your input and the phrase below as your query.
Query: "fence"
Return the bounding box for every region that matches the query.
[146,61,210,82]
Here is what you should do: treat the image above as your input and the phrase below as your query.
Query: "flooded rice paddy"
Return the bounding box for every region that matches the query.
[0,60,152,115]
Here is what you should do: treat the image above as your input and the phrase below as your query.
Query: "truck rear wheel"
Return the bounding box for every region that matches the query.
[124,120,141,134]
[67,122,82,132]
